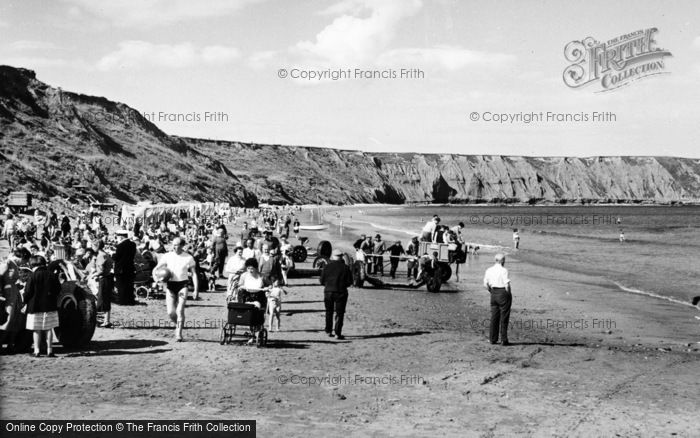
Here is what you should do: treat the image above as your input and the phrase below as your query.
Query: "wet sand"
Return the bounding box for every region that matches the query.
[1,209,699,436]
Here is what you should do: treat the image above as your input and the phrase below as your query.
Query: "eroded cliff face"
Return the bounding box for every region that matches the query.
[2,65,700,206]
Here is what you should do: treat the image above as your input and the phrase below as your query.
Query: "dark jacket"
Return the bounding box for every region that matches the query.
[320,260,352,294]
[24,266,60,314]
[113,238,136,276]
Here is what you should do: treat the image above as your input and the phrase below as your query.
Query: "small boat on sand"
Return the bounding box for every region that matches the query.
[298,224,328,231]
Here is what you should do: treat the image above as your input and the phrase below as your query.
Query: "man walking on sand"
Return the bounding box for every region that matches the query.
[483,253,512,346]
[320,249,353,340]
[154,237,199,342]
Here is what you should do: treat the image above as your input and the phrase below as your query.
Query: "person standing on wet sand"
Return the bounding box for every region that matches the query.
[483,253,511,346]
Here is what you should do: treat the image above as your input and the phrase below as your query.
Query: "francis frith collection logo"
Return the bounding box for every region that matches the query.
[563,28,672,92]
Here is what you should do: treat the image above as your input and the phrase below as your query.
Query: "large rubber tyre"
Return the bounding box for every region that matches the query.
[317,240,332,259]
[13,328,34,353]
[313,256,329,270]
[291,245,307,263]
[54,281,97,349]
[440,263,452,282]
[136,285,150,298]
[425,272,442,293]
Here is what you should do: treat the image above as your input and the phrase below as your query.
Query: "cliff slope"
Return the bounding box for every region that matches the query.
[2,66,700,206]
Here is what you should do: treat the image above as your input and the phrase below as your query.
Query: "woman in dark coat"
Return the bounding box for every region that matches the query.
[23,256,61,357]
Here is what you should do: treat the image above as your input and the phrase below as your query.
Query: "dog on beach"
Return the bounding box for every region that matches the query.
[267,280,288,331]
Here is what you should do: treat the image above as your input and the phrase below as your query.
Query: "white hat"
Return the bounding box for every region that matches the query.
[494,253,505,261]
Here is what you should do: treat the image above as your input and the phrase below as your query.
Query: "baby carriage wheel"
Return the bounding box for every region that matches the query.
[257,328,268,348]
[136,285,150,299]
[219,325,227,345]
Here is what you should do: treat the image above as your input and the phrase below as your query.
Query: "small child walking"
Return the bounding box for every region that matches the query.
[266,280,288,332]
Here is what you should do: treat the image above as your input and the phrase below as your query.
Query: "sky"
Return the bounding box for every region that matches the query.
[1,0,699,158]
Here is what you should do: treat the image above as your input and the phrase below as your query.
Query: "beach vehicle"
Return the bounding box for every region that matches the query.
[288,237,332,266]
[219,289,269,347]
[353,241,464,292]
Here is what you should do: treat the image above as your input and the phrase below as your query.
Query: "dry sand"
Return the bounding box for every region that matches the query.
[1,210,699,437]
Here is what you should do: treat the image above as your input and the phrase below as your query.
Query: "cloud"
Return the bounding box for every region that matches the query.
[293,0,422,66]
[96,41,240,70]
[61,0,263,27]
[201,46,241,65]
[693,36,700,49]
[7,40,61,51]
[248,50,278,70]
[378,46,515,71]
[287,0,514,74]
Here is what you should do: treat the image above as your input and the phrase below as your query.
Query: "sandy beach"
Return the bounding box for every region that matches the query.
[1,208,699,437]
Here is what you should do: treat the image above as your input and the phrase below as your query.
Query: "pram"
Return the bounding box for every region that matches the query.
[219,288,269,347]
[135,280,165,299]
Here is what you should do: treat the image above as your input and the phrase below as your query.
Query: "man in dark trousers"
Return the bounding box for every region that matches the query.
[212,227,228,278]
[386,240,405,279]
[113,231,137,305]
[483,253,512,346]
[320,249,353,340]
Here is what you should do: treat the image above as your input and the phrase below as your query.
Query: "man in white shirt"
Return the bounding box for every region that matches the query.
[242,238,260,261]
[420,216,440,242]
[153,237,198,342]
[483,253,512,346]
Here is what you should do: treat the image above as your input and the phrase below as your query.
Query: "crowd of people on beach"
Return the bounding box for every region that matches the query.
[0,202,306,353]
[0,201,537,355]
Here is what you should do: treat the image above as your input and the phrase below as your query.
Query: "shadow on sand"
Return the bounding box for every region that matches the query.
[61,339,171,356]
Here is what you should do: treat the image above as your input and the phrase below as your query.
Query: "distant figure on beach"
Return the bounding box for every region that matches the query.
[372,234,386,276]
[386,240,405,279]
[405,236,419,280]
[512,229,520,249]
[451,222,465,244]
[293,219,300,238]
[483,253,512,346]
[616,217,622,225]
[619,230,625,243]
[421,216,440,242]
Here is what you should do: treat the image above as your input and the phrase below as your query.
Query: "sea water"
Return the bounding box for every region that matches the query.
[349,205,700,305]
